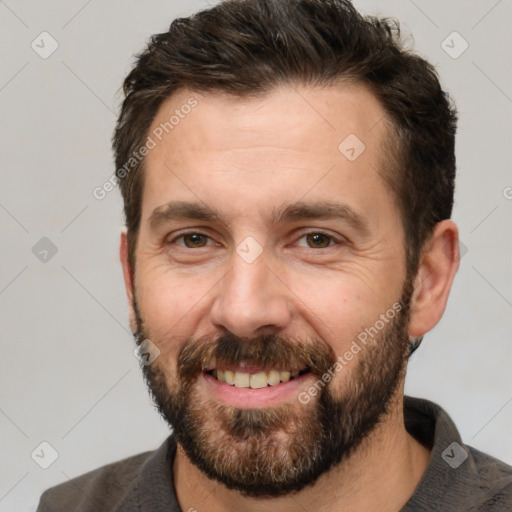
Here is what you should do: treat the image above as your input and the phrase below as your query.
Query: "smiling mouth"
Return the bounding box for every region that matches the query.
[204,368,310,389]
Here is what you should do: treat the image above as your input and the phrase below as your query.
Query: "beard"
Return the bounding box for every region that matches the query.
[132,276,414,498]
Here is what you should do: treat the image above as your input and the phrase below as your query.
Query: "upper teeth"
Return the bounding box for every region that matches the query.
[214,369,300,388]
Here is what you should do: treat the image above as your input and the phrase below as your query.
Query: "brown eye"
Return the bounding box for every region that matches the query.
[303,232,334,249]
[177,233,210,248]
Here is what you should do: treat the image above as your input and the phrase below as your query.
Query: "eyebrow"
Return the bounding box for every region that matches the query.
[148,199,370,236]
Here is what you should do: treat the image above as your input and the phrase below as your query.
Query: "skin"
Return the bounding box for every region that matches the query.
[120,83,460,511]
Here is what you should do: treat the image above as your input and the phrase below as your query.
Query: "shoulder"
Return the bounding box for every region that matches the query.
[36,449,154,512]
[468,446,512,510]
[402,396,512,511]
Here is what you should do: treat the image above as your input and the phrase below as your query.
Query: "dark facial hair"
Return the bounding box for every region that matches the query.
[133,276,414,497]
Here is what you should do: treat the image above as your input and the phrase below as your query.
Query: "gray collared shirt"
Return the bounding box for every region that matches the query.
[37,396,512,511]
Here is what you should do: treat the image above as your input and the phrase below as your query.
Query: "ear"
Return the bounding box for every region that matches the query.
[119,230,137,334]
[408,219,460,337]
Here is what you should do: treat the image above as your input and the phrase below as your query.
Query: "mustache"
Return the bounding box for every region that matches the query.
[177,333,338,382]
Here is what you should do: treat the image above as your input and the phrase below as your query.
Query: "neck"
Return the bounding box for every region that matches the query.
[172,392,431,512]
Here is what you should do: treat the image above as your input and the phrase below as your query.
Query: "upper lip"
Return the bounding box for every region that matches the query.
[203,359,306,374]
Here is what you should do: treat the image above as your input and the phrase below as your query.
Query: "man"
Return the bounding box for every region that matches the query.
[37,0,512,510]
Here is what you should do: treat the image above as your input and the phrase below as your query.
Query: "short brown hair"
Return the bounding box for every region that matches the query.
[113,0,457,276]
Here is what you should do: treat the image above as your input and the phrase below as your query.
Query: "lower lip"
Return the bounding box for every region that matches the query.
[201,372,313,408]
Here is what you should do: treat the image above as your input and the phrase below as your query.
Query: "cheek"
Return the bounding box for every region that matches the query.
[135,263,225,357]
[291,273,389,348]
[135,272,197,354]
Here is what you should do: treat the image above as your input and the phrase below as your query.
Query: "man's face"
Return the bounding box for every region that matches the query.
[128,84,413,495]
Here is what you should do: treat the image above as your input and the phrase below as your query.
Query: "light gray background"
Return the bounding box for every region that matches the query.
[1,1,511,510]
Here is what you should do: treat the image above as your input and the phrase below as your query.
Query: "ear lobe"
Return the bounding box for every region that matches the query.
[119,230,137,333]
[408,220,460,338]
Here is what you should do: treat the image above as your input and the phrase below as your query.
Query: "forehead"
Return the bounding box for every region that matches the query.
[140,83,395,228]
[148,82,387,152]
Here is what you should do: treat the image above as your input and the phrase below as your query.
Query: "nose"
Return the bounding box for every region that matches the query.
[209,253,292,339]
